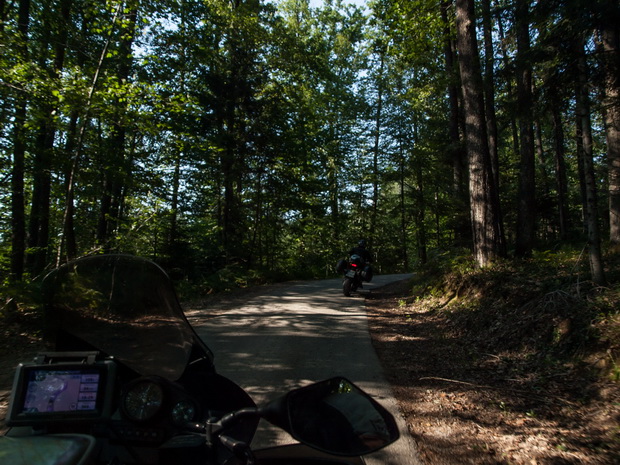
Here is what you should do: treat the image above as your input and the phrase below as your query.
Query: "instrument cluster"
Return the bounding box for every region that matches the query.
[120,376,199,429]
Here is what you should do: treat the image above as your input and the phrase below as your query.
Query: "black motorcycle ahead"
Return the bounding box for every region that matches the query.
[337,255,372,297]
[1,254,398,465]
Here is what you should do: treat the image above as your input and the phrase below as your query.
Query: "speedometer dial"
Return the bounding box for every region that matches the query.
[171,400,196,424]
[122,379,164,421]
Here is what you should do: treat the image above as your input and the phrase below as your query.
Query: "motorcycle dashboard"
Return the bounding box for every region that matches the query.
[6,360,116,426]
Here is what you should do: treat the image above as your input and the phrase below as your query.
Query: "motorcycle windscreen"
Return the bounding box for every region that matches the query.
[42,255,195,381]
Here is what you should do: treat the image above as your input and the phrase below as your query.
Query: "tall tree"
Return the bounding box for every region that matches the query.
[575,37,606,285]
[59,2,123,261]
[440,0,469,246]
[514,0,536,257]
[551,98,571,240]
[97,0,140,251]
[534,0,577,242]
[455,0,505,267]
[600,0,620,248]
[27,0,74,275]
[495,6,521,175]
[481,0,499,191]
[370,43,385,240]
[9,0,31,280]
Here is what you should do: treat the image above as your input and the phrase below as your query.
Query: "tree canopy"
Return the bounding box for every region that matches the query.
[1,0,619,286]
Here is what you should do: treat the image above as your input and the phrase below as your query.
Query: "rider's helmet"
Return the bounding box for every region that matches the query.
[358,240,367,248]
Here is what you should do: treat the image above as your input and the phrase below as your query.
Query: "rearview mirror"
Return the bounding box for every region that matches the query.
[262,377,399,456]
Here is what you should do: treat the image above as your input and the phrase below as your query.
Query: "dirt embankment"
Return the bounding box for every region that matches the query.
[366,278,619,465]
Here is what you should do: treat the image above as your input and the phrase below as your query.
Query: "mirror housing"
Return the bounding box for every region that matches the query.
[260,377,399,457]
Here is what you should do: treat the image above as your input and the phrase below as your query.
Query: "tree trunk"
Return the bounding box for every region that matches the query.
[441,0,469,246]
[514,0,536,257]
[371,48,384,241]
[600,6,620,248]
[169,147,182,257]
[481,0,499,190]
[414,150,427,264]
[575,38,606,285]
[535,119,554,239]
[455,0,505,267]
[61,3,122,260]
[11,102,27,281]
[496,8,521,164]
[53,109,80,266]
[222,99,243,261]
[97,2,139,250]
[399,137,409,270]
[551,99,571,240]
[27,0,72,275]
[10,0,31,280]
[27,120,53,275]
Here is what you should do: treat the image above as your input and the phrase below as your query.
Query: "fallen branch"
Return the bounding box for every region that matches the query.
[419,376,580,407]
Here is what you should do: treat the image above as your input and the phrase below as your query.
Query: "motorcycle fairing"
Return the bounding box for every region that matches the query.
[42,254,214,382]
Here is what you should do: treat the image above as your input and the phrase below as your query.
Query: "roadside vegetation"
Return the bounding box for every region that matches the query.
[413,248,619,371]
[368,248,620,464]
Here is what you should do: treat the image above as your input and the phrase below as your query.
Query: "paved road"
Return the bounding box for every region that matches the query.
[192,274,422,465]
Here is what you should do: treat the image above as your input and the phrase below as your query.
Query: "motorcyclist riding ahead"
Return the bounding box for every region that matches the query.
[336,240,374,296]
[349,240,373,284]
[348,240,372,265]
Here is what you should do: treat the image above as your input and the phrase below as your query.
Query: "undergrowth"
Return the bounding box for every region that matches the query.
[407,249,620,384]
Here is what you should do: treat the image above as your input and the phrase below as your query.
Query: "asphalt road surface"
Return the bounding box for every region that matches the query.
[192,274,422,465]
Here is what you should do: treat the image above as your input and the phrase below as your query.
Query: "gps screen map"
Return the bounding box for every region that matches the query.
[22,369,100,413]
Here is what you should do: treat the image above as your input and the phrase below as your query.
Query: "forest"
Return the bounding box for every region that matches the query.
[1,0,619,289]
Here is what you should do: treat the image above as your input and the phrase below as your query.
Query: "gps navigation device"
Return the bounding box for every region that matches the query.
[6,353,116,426]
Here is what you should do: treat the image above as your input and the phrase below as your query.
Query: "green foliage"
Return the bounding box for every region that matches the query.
[0,0,617,290]
[405,247,620,382]
[0,277,45,358]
